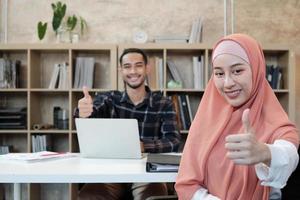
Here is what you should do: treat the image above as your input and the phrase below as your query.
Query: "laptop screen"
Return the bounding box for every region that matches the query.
[75,118,142,159]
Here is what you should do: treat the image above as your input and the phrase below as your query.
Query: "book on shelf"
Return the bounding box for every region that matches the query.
[32,135,53,153]
[58,62,69,89]
[48,64,60,89]
[0,58,21,89]
[0,151,77,163]
[167,60,183,88]
[73,57,95,89]
[146,152,181,172]
[146,57,164,90]
[189,17,203,44]
[170,95,183,130]
[193,56,205,89]
[179,95,192,130]
[266,65,282,89]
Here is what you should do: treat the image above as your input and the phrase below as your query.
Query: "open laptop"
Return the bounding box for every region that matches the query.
[75,118,143,159]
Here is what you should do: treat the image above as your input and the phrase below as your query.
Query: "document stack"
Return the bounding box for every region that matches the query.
[146,153,181,172]
[0,107,27,129]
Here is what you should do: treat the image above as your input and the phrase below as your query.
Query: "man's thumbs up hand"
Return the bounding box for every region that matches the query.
[225,109,271,166]
[83,86,92,100]
[78,86,93,118]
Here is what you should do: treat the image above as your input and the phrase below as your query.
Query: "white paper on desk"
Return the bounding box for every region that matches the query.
[0,151,77,162]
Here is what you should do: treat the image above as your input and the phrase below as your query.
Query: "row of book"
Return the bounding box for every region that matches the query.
[167,56,205,89]
[48,62,69,89]
[0,107,27,129]
[31,135,52,152]
[0,57,21,88]
[73,57,95,89]
[170,94,193,130]
[266,65,282,89]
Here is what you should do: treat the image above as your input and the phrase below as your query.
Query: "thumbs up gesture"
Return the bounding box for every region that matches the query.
[225,109,271,166]
[78,86,93,118]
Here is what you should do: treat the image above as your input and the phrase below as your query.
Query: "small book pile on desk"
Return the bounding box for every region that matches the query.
[146,153,181,172]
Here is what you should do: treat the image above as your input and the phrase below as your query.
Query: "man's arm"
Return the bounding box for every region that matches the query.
[142,99,181,153]
[74,89,112,118]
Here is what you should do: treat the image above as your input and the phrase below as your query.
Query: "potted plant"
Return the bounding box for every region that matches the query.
[37,1,87,42]
[66,15,87,43]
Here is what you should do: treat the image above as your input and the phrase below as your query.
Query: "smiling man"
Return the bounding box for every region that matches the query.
[75,48,181,200]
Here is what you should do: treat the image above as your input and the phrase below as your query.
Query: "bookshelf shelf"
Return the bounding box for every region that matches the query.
[0,130,28,134]
[0,43,295,200]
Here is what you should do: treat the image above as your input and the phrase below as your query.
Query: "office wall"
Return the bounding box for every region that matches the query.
[1,0,300,127]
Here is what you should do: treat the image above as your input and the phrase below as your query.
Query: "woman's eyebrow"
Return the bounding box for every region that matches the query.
[213,62,246,69]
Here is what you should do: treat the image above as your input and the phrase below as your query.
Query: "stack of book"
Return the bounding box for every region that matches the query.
[0,107,27,129]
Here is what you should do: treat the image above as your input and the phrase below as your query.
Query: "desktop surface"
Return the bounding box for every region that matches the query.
[0,154,177,183]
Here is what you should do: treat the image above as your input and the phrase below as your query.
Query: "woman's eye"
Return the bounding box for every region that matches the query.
[233,69,243,75]
[214,72,224,77]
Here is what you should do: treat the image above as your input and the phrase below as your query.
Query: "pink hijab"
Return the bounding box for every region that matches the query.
[175,34,299,200]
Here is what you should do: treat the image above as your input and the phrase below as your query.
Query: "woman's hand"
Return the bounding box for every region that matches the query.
[225,109,271,166]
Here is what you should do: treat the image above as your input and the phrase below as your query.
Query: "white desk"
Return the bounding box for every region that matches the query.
[0,155,177,200]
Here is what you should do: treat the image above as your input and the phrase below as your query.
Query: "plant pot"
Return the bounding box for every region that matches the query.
[56,27,71,43]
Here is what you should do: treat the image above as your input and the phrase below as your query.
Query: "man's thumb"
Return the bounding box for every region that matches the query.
[242,109,252,134]
[83,86,91,99]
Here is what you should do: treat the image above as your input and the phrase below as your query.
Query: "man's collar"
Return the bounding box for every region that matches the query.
[120,86,153,107]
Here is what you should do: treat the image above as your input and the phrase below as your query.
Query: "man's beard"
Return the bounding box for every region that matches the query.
[125,81,144,89]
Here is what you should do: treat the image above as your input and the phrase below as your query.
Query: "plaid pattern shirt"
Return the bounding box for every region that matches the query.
[75,86,181,153]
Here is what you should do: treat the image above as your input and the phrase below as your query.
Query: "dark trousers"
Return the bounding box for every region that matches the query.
[78,183,168,200]
[281,148,300,200]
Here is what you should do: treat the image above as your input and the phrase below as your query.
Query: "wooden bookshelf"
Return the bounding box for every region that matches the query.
[0,43,117,200]
[0,43,295,200]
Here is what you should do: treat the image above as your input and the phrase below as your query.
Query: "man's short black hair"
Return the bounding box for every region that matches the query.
[119,48,148,65]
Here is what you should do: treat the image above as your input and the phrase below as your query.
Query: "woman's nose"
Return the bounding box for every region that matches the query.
[224,75,235,88]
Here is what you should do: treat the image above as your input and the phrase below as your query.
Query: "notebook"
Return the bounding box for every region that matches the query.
[75,118,143,159]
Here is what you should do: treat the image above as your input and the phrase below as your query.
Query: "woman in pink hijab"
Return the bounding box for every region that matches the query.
[175,34,299,200]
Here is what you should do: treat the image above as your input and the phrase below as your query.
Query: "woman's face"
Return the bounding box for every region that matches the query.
[213,54,252,107]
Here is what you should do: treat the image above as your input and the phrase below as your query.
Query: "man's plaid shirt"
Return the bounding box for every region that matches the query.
[75,86,181,153]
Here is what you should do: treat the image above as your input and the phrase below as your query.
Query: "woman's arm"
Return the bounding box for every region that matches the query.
[255,139,299,188]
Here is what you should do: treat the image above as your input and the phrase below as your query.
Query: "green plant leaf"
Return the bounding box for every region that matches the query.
[37,21,47,40]
[51,1,67,33]
[79,16,88,35]
[67,15,77,31]
[51,3,56,10]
